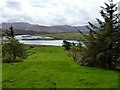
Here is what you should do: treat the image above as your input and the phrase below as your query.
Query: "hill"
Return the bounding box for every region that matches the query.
[1,22,89,35]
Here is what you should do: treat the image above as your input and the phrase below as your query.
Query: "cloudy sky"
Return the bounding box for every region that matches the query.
[1,0,120,26]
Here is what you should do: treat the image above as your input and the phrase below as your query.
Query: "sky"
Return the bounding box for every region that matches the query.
[0,0,120,26]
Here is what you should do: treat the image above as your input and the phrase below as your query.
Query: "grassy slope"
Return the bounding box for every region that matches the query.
[2,46,119,88]
[34,32,81,40]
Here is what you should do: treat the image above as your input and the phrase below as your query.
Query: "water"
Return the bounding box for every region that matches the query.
[15,35,53,40]
[4,35,81,46]
[19,40,79,46]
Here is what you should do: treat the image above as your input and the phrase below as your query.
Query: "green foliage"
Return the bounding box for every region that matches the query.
[2,39,26,63]
[2,26,27,63]
[79,1,120,70]
[35,32,82,40]
[68,46,86,63]
[2,53,11,63]
[5,26,15,38]
[62,40,71,51]
[68,46,80,61]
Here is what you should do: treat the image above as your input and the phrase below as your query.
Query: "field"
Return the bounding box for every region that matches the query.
[2,46,119,88]
[34,32,81,40]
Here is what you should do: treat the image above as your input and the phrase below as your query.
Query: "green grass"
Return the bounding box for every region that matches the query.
[0,43,2,89]
[2,46,119,88]
[0,64,1,88]
[34,32,81,40]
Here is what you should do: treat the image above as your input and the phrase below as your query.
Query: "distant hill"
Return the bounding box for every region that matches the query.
[1,22,89,35]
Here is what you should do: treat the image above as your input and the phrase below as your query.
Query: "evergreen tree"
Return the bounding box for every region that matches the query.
[80,1,120,69]
[2,26,26,63]
[5,26,14,38]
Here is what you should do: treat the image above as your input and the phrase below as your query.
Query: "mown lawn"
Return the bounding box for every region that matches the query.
[2,46,119,88]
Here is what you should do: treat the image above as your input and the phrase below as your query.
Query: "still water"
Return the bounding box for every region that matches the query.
[19,40,79,46]
[15,35,79,46]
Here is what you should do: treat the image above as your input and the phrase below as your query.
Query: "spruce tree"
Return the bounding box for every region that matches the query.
[5,26,14,38]
[80,1,120,69]
[2,26,26,63]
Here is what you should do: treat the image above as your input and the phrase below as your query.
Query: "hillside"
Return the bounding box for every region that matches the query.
[1,22,89,35]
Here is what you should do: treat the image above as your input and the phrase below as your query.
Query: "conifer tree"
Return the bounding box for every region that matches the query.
[80,1,120,69]
[5,26,14,38]
[2,26,26,63]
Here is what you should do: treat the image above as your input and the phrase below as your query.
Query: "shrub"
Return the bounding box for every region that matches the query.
[62,40,71,51]
[2,39,26,63]
[2,53,11,63]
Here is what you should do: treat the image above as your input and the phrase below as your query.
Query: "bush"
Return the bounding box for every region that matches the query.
[68,46,80,61]
[62,40,71,51]
[2,39,27,63]
[15,56,23,62]
[2,53,11,63]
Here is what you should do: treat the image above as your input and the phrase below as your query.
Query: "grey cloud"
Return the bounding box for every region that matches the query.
[6,2,21,10]
[2,13,33,23]
[2,0,101,25]
[2,0,119,26]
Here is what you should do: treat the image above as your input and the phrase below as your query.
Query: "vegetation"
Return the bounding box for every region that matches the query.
[34,32,81,40]
[68,46,85,62]
[2,46,119,88]
[2,39,27,63]
[62,40,83,62]
[2,26,27,63]
[62,40,71,51]
[5,26,15,38]
[21,38,54,40]
[2,1,120,89]
[77,1,120,70]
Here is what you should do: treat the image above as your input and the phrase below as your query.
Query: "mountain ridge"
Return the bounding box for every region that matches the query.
[1,22,89,35]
